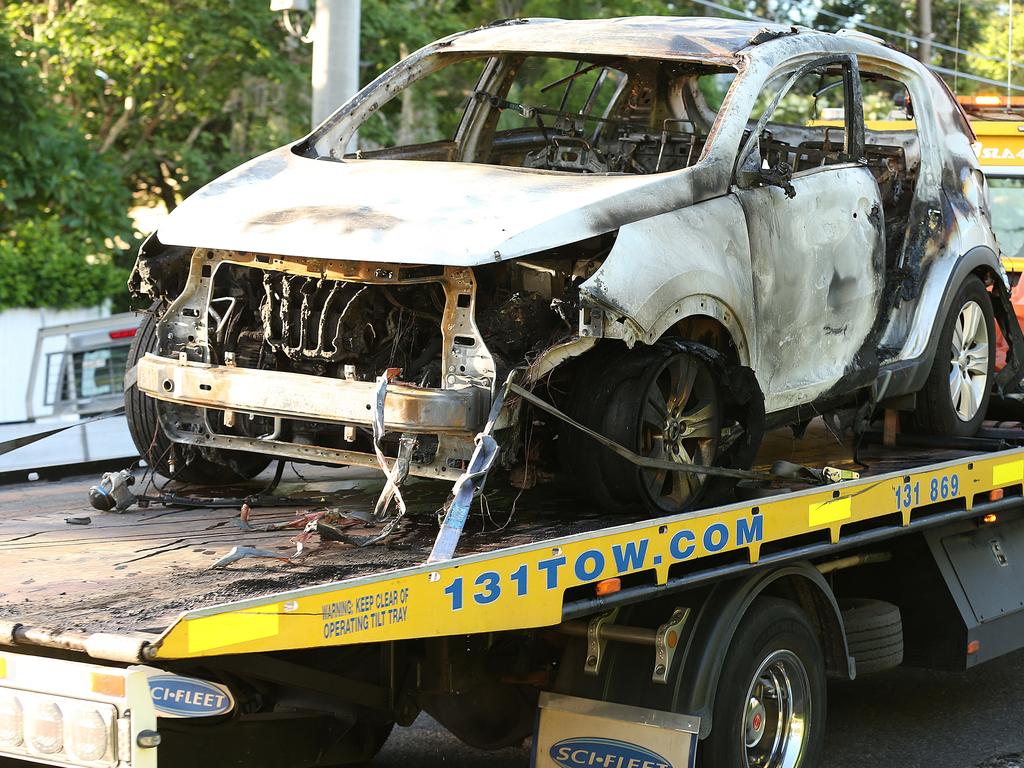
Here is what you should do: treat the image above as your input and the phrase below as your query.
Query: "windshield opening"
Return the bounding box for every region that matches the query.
[314,53,737,176]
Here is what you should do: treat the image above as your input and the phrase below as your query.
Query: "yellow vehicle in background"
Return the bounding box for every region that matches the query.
[955,95,1024,367]
[960,95,1024,274]
[849,95,1024,272]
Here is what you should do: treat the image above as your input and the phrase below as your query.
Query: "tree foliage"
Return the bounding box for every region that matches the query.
[813,0,1000,86]
[2,0,1023,310]
[3,0,311,210]
[0,24,132,309]
[1,0,311,310]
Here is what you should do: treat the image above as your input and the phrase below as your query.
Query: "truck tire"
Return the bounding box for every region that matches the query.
[702,598,826,768]
[126,304,270,484]
[912,275,994,437]
[840,598,903,675]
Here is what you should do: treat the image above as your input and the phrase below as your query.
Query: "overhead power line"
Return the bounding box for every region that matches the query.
[814,6,1021,71]
[687,0,1024,93]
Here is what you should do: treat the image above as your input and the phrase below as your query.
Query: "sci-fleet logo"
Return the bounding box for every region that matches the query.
[549,737,672,768]
[148,674,234,717]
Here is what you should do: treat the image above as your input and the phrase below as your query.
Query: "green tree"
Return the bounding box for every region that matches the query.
[971,4,1024,92]
[0,26,132,309]
[3,0,311,211]
[813,0,1000,87]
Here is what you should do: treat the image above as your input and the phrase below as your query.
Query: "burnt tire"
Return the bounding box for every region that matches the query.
[840,598,903,675]
[912,275,994,437]
[125,304,270,484]
[563,343,721,514]
[702,598,826,768]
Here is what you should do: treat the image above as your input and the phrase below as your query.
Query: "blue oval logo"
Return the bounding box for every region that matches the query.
[549,737,673,768]
[148,675,234,718]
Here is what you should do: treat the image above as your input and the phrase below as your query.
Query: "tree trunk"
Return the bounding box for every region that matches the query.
[155,160,180,213]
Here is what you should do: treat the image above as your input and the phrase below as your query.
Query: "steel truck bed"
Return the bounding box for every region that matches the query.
[0,420,979,662]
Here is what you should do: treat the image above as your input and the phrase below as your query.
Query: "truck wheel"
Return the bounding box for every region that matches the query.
[702,598,826,768]
[913,275,994,437]
[565,344,721,513]
[126,304,270,484]
[840,599,903,675]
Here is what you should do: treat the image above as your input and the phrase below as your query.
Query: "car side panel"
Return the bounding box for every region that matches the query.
[734,165,886,413]
[578,195,756,365]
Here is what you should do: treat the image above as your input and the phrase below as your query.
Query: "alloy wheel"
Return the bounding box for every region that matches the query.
[637,352,720,512]
[949,299,990,422]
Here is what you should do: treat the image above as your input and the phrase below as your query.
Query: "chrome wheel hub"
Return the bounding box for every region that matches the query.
[742,650,810,768]
[745,696,767,748]
[949,300,989,422]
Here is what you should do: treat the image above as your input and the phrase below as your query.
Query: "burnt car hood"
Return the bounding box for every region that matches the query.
[157,145,688,266]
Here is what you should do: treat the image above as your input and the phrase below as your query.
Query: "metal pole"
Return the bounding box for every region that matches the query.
[918,0,933,64]
[1009,0,1015,106]
[311,0,360,131]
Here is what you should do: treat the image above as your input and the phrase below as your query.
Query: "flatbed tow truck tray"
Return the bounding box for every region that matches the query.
[0,423,994,663]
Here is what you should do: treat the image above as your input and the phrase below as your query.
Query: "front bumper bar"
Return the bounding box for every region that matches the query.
[135,353,488,434]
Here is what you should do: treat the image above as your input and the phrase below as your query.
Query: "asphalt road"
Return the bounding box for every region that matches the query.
[373,648,1024,768]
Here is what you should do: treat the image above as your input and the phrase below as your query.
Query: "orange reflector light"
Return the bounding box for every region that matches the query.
[595,578,621,597]
[666,630,678,649]
[988,489,1004,502]
[975,95,1003,106]
[983,513,998,524]
[0,657,6,679]
[967,639,981,655]
[90,672,125,698]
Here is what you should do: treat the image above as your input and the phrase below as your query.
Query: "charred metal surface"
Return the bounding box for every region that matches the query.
[145,250,497,479]
[128,233,192,303]
[130,16,1009,508]
[136,353,488,433]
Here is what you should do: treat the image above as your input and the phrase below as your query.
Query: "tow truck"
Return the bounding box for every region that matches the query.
[7,54,1024,768]
[955,94,1024,369]
[960,94,1024,273]
[3,392,1024,768]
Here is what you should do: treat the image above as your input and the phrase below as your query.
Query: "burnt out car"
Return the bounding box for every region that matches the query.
[127,17,1023,515]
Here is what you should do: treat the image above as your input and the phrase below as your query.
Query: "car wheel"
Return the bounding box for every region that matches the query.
[125,303,270,484]
[913,275,994,437]
[565,344,721,513]
[701,598,826,768]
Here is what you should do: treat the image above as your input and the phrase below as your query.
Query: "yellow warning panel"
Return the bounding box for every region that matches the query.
[809,497,852,527]
[993,460,1024,487]
[187,605,281,654]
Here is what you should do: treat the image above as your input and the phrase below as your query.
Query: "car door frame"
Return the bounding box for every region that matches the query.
[734,53,865,183]
[731,52,889,415]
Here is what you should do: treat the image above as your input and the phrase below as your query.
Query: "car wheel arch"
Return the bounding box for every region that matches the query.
[879,244,1021,400]
[645,296,752,367]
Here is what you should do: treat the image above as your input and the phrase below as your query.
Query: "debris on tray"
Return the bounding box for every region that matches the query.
[209,546,293,570]
[87,470,137,513]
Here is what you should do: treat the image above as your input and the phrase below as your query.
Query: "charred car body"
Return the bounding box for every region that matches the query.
[128,17,1024,515]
